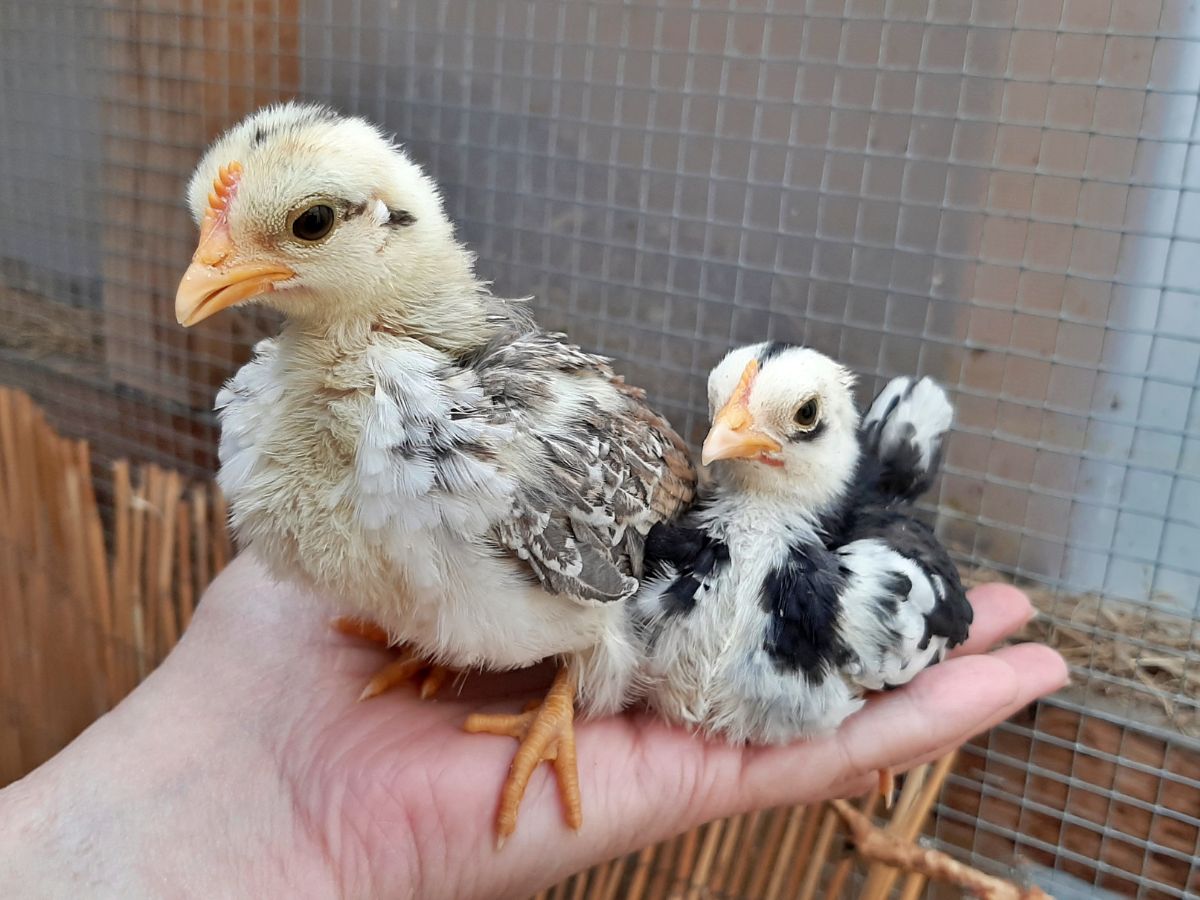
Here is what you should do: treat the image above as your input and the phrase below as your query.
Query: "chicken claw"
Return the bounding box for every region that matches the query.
[332,616,391,644]
[877,767,896,809]
[464,665,581,847]
[331,617,450,701]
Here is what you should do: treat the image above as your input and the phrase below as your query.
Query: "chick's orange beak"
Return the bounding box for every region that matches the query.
[175,160,294,327]
[175,255,294,326]
[701,359,783,466]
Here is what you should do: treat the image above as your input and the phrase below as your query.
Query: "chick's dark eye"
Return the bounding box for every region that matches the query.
[794,399,820,428]
[291,204,335,241]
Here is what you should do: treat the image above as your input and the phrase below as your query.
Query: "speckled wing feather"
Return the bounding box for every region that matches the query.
[471,330,696,605]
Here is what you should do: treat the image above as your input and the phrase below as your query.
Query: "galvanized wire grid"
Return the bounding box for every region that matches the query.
[1,0,1198,896]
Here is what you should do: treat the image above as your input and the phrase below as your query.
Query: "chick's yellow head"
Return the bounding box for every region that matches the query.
[177,102,458,328]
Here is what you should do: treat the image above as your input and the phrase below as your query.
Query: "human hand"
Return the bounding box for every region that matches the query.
[0,554,1067,899]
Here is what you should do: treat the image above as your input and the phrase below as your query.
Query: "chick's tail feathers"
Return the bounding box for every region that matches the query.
[860,376,953,501]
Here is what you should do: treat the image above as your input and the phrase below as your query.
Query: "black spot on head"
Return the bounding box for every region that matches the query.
[758,341,796,364]
[388,208,417,227]
[252,125,268,147]
[761,542,851,683]
[292,104,340,126]
[345,200,370,219]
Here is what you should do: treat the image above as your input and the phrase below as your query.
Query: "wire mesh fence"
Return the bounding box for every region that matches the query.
[1,0,1198,896]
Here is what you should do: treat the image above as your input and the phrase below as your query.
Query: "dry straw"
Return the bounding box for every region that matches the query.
[961,568,1199,737]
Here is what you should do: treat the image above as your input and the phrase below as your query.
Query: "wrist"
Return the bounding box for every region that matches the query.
[0,645,338,898]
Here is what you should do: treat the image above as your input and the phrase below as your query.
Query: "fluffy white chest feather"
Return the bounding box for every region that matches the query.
[636,514,863,744]
[215,335,625,676]
[635,500,957,745]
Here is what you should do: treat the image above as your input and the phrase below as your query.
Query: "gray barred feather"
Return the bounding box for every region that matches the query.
[472,330,695,606]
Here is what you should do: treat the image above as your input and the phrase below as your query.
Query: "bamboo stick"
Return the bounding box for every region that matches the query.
[128,466,147,681]
[584,859,613,900]
[76,441,112,716]
[723,809,763,895]
[20,396,48,734]
[643,833,679,900]
[597,853,629,900]
[763,804,809,900]
[833,799,1049,900]
[28,394,55,572]
[0,391,26,551]
[882,753,960,900]
[858,756,960,900]
[110,460,133,700]
[707,811,745,896]
[211,486,230,571]
[568,867,589,900]
[192,483,209,595]
[898,868,927,900]
[157,471,182,656]
[903,755,957,844]
[623,843,658,900]
[61,455,99,720]
[858,765,932,900]
[746,806,792,899]
[670,821,700,888]
[142,466,163,663]
[893,765,929,823]
[176,502,194,629]
[796,806,840,900]
[0,415,21,775]
[0,391,33,774]
[78,441,115,692]
[784,801,829,898]
[825,793,881,900]
[682,815,725,899]
[63,463,90,609]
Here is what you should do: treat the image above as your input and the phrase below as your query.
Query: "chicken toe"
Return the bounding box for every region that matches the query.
[331,616,391,645]
[332,617,451,701]
[463,665,581,846]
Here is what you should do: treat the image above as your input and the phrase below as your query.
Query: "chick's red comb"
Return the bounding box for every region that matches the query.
[194,161,243,265]
[732,358,759,406]
[203,161,243,226]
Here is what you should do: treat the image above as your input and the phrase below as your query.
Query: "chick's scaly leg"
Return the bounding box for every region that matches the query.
[463,665,581,846]
[331,617,450,701]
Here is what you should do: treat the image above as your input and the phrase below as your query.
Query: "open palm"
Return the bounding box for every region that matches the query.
[8,555,1066,899]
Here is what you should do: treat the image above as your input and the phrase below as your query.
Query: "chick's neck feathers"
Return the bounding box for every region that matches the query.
[289,261,524,359]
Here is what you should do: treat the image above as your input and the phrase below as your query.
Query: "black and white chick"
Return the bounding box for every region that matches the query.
[634,343,972,796]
